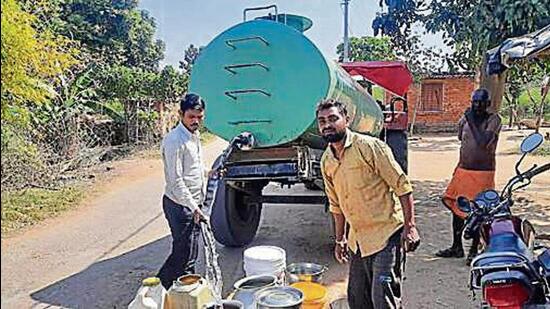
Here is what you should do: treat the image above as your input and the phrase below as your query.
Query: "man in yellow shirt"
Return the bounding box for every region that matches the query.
[317,99,420,309]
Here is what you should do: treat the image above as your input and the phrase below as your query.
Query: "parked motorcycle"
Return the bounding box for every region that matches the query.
[457,132,550,308]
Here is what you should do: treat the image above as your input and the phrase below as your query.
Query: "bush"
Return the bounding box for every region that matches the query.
[1,125,48,190]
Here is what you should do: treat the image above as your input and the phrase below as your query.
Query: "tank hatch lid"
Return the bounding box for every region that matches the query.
[255,14,313,32]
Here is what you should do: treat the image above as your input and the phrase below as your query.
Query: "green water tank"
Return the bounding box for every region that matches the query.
[189,17,383,148]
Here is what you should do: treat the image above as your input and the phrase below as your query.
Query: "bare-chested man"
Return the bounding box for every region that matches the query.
[436,88,502,263]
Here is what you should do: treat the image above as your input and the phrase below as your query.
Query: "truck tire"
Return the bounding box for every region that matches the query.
[210,180,264,247]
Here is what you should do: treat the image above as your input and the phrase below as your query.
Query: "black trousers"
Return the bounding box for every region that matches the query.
[347,229,404,309]
[157,195,200,289]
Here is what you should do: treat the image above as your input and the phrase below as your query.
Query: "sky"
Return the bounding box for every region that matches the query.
[139,0,446,67]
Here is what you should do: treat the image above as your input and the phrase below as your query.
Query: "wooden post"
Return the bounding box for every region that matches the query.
[409,83,420,136]
[535,76,550,132]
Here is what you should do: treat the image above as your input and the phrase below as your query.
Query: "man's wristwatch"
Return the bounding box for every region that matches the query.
[335,238,347,247]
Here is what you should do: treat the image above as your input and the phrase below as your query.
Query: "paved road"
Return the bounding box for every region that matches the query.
[2,131,549,308]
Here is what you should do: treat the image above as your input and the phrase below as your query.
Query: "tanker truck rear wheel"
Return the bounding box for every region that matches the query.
[210,181,264,247]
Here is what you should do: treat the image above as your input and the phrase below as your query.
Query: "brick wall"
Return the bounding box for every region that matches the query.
[386,76,478,132]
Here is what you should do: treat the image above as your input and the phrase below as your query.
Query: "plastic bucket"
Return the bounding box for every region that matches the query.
[243,246,286,281]
[290,282,327,309]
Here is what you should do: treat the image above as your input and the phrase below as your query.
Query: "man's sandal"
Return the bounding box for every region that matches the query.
[435,247,465,258]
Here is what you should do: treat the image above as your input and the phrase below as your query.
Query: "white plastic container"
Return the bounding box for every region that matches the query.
[243,246,286,283]
[164,274,215,309]
[128,277,166,309]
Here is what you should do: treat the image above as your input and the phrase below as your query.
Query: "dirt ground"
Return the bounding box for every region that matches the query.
[1,129,549,308]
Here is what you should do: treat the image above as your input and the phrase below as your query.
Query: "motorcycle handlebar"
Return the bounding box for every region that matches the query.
[463,215,480,240]
[501,162,550,199]
[523,162,550,180]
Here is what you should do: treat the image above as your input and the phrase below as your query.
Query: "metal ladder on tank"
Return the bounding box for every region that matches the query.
[222,5,279,106]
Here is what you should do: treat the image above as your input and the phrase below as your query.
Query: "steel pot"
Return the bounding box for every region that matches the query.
[231,274,277,309]
[285,262,328,284]
[255,286,303,309]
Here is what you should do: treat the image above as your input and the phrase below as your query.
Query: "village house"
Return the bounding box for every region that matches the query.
[386,72,478,132]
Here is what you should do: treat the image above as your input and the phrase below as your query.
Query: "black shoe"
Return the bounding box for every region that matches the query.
[435,247,465,258]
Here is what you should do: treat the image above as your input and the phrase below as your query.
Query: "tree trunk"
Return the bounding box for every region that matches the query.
[504,93,518,129]
[511,99,518,129]
[479,56,507,113]
[123,99,139,144]
[505,97,513,128]
[409,85,419,136]
[535,90,548,133]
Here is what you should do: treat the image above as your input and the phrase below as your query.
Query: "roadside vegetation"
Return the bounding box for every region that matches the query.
[2,0,548,234]
[2,187,84,234]
[1,0,203,235]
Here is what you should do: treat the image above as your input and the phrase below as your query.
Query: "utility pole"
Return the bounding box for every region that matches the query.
[342,0,351,62]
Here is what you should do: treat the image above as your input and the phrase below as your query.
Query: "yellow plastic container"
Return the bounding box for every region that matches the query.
[290,282,327,309]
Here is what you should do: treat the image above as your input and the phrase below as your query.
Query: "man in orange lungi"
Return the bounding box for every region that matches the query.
[436,88,502,263]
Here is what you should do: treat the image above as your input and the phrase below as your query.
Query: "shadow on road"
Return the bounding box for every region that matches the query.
[31,179,525,308]
[31,236,170,308]
[30,200,344,308]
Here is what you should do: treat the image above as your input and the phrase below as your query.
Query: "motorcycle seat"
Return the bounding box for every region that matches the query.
[487,232,533,259]
[473,232,534,268]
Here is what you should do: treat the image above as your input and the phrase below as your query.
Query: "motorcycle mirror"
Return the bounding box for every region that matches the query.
[457,196,472,213]
[520,132,544,154]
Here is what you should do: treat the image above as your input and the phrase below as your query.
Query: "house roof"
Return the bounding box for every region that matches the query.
[422,72,476,80]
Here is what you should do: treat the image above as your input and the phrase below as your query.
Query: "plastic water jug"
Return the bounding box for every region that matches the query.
[165,274,215,309]
[128,277,166,309]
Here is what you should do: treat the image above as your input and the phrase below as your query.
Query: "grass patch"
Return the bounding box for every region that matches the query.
[503,141,550,157]
[533,142,550,156]
[1,187,84,235]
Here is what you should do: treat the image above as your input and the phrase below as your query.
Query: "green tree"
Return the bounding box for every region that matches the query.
[374,0,550,70]
[336,36,396,62]
[336,36,400,93]
[179,44,202,74]
[154,65,188,103]
[98,64,188,143]
[58,0,165,70]
[503,59,550,127]
[336,34,444,82]
[373,0,550,110]
[1,0,177,191]
[1,0,77,124]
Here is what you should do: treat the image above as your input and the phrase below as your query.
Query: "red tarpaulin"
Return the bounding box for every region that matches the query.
[340,61,413,98]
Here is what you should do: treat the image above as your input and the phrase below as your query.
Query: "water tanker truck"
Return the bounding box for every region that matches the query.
[189,6,410,246]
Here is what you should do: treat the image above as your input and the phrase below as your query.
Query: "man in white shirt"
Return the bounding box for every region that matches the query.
[158,93,207,289]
